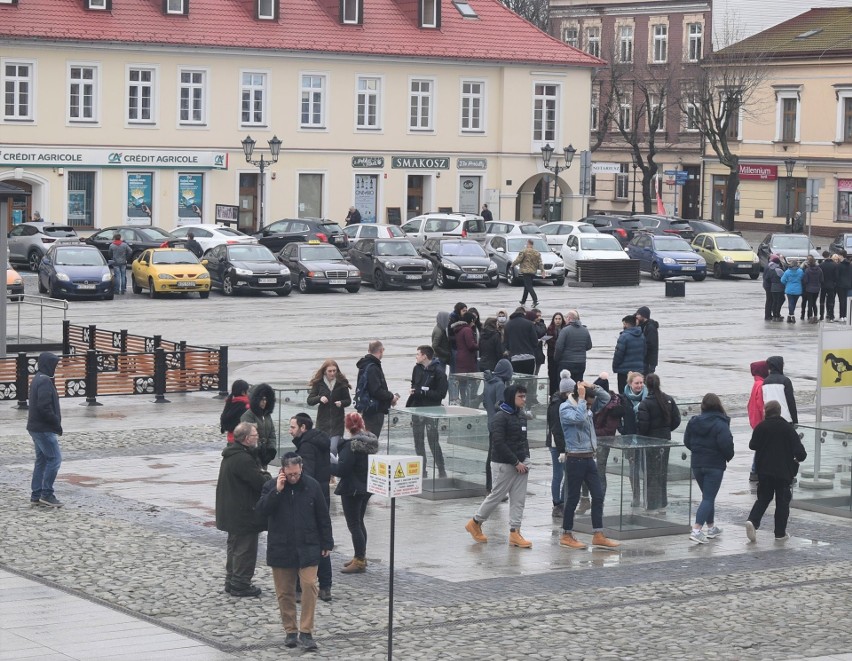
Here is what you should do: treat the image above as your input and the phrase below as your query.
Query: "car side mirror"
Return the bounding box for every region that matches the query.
[201,259,208,265]
[41,257,51,265]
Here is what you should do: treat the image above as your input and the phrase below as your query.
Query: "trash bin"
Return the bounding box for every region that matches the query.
[665,278,686,297]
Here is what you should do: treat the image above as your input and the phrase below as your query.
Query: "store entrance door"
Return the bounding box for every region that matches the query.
[407,175,424,220]
[239,173,258,232]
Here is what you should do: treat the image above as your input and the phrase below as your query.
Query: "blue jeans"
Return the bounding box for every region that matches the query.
[548,447,564,505]
[692,466,724,527]
[562,457,604,531]
[112,265,126,293]
[30,431,62,500]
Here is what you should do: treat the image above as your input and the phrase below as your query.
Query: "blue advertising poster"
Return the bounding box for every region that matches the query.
[178,173,203,222]
[127,172,153,224]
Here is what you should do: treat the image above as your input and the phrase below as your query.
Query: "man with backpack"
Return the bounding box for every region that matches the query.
[354,341,398,437]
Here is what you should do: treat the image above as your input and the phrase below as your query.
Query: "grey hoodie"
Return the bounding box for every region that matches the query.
[431,311,451,364]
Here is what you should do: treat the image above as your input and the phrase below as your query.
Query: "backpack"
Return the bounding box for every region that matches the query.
[354,364,379,414]
[594,393,622,437]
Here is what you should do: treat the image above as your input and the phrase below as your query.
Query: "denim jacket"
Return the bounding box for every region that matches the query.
[559,385,610,453]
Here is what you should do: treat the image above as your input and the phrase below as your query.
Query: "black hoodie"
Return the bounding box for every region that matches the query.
[294,428,332,500]
[27,353,62,435]
[241,383,277,461]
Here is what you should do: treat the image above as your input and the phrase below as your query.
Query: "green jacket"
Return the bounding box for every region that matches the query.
[512,246,543,274]
[215,441,271,535]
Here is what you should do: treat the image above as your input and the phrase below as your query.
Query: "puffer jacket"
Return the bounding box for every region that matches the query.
[215,441,270,535]
[306,377,351,438]
[332,431,379,495]
[240,383,277,461]
[802,265,823,293]
[554,319,592,368]
[762,355,797,424]
[612,326,645,375]
[781,266,804,295]
[406,358,448,407]
[478,321,504,372]
[293,428,332,490]
[490,401,530,465]
[637,389,681,439]
[750,415,807,481]
[765,262,785,293]
[683,411,734,470]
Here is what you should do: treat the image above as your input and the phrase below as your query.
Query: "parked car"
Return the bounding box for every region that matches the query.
[756,233,822,269]
[691,232,760,279]
[168,224,257,255]
[485,235,564,286]
[400,213,487,248]
[347,238,434,290]
[8,222,82,271]
[130,248,210,298]
[626,232,706,281]
[37,244,114,300]
[828,232,852,256]
[539,220,600,253]
[84,225,175,263]
[202,243,291,296]
[6,267,24,301]
[581,214,644,247]
[343,223,407,241]
[277,241,361,293]
[631,215,695,241]
[255,218,349,253]
[484,220,542,237]
[687,219,729,235]
[418,238,498,289]
[560,233,630,276]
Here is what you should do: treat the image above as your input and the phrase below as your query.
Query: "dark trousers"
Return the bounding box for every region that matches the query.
[510,357,536,376]
[561,362,586,383]
[341,493,371,558]
[617,372,628,396]
[764,289,773,320]
[412,416,445,475]
[839,288,849,319]
[786,293,800,316]
[803,292,818,319]
[520,272,537,305]
[225,532,259,590]
[548,359,560,395]
[820,287,836,319]
[581,445,610,498]
[363,411,385,438]
[771,292,785,318]
[562,457,605,531]
[646,447,670,510]
[747,475,793,537]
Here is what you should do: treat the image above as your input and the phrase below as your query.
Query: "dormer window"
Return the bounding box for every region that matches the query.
[420,0,440,28]
[257,0,279,20]
[341,0,362,24]
[87,0,111,9]
[164,0,188,15]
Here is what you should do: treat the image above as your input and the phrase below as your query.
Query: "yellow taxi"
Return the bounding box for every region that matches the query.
[7,266,24,301]
[691,232,760,280]
[131,248,210,298]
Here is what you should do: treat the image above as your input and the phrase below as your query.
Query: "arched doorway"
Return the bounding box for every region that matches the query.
[0,180,32,233]
[515,173,571,221]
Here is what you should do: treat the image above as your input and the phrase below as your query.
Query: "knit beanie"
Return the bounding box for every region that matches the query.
[559,369,575,394]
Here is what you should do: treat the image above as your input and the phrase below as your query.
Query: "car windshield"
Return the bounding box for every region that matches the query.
[43,226,78,237]
[654,237,693,251]
[320,222,344,235]
[441,242,486,257]
[385,226,405,237]
[716,236,752,250]
[772,236,812,250]
[637,218,658,228]
[138,227,172,241]
[300,245,344,260]
[152,250,200,265]
[519,225,540,234]
[580,236,622,251]
[375,241,418,257]
[508,237,548,253]
[228,245,275,261]
[54,249,104,266]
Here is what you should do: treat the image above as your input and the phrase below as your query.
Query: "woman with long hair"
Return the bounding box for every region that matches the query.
[637,373,681,513]
[306,359,351,455]
[546,311,566,394]
[683,393,734,543]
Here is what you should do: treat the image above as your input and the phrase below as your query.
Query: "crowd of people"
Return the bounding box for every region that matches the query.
[763,250,851,323]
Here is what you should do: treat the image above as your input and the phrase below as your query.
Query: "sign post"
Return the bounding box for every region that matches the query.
[367,454,423,660]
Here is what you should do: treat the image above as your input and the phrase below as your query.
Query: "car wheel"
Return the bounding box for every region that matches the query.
[421,283,434,291]
[651,263,663,281]
[554,278,565,287]
[223,275,235,296]
[692,274,706,282]
[346,285,360,293]
[486,277,498,289]
[713,263,723,279]
[38,278,47,294]
[28,250,42,272]
[506,266,517,286]
[104,292,114,301]
[199,291,210,299]
[132,276,142,295]
[148,278,159,299]
[436,269,448,289]
[49,281,62,299]
[749,273,759,280]
[298,274,309,294]
[374,270,386,291]
[275,286,291,297]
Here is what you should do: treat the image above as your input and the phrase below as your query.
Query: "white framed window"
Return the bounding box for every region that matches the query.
[652,24,668,63]
[68,64,98,123]
[356,76,381,130]
[240,71,266,126]
[178,69,206,125]
[774,87,800,143]
[409,78,433,131]
[618,25,633,63]
[342,0,361,24]
[834,87,852,143]
[3,60,35,121]
[562,26,579,48]
[127,66,156,124]
[421,0,438,28]
[590,92,599,131]
[460,80,484,133]
[616,163,629,199]
[88,0,109,8]
[166,0,186,14]
[687,23,703,62]
[684,95,699,132]
[586,26,601,58]
[257,0,276,19]
[533,82,558,143]
[649,93,665,132]
[618,91,632,130]
[300,74,326,128]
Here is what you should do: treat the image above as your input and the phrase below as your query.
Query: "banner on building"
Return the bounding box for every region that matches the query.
[127,172,153,225]
[177,173,203,222]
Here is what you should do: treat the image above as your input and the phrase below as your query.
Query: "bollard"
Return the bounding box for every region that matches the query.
[88,324,97,350]
[153,347,169,404]
[179,340,187,370]
[120,329,128,354]
[217,345,229,398]
[62,320,71,354]
[84,349,101,406]
[16,352,28,409]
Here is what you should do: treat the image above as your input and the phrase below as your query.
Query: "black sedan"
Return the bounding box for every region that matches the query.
[84,226,175,262]
[254,218,349,253]
[202,243,291,296]
[418,238,498,289]
[631,215,695,241]
[277,242,361,293]
[347,238,434,290]
[582,214,644,247]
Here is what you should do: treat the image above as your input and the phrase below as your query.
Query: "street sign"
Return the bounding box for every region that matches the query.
[367,455,423,498]
[675,171,688,183]
[664,169,678,176]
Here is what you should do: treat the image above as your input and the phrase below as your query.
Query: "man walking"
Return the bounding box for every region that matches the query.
[612,314,645,394]
[257,454,333,652]
[215,422,270,597]
[465,384,533,549]
[635,306,659,375]
[482,358,513,492]
[554,309,592,382]
[406,346,449,478]
[345,206,362,226]
[480,203,493,222]
[355,340,398,437]
[512,238,543,308]
[107,233,133,294]
[27,352,63,507]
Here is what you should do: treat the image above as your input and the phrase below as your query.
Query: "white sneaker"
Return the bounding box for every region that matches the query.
[775,533,791,542]
[745,520,757,543]
[689,529,708,544]
[705,526,723,539]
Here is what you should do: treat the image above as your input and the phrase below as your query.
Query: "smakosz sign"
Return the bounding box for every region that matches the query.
[391,156,450,170]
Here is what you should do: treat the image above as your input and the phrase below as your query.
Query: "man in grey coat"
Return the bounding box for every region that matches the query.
[107,233,134,294]
[554,309,592,382]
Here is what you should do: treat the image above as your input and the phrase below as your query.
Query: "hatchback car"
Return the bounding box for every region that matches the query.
[484,220,542,237]
[347,238,434,290]
[631,215,695,241]
[560,233,630,276]
[828,232,852,256]
[539,221,600,253]
[131,248,210,298]
[8,222,82,271]
[691,233,759,279]
[202,243,291,296]
[277,242,361,293]
[343,223,407,241]
[6,267,24,301]
[84,226,175,262]
[581,215,644,247]
[255,218,349,253]
[37,245,114,300]
[418,238,498,289]
[626,232,706,281]
[400,213,487,248]
[756,233,822,269]
[168,224,257,256]
[485,235,564,286]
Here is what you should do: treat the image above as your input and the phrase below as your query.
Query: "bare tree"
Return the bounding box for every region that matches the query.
[499,0,549,32]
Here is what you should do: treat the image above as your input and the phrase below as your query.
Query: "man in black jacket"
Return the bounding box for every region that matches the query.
[503,307,538,375]
[465,385,533,549]
[215,422,271,597]
[257,453,333,652]
[745,401,807,542]
[818,250,838,321]
[355,341,398,437]
[27,352,63,507]
[406,346,449,478]
[635,306,659,375]
[289,412,333,602]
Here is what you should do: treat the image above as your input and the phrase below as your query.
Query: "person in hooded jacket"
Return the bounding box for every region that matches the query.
[764,255,786,321]
[683,394,734,543]
[503,307,538,375]
[801,255,823,322]
[554,309,592,382]
[637,373,681,513]
[545,312,566,394]
[818,250,838,322]
[306,359,351,455]
[431,311,451,370]
[220,379,250,443]
[546,370,571,517]
[478,317,504,372]
[241,383,277,468]
[406,346,449,478]
[781,258,804,323]
[836,251,851,321]
[761,355,797,424]
[482,358,513,492]
[635,306,659,374]
[27,352,63,507]
[612,314,646,395]
[747,360,770,482]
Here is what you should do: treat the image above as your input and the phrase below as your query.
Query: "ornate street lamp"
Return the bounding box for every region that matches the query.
[541,144,576,221]
[242,135,282,230]
[784,157,796,232]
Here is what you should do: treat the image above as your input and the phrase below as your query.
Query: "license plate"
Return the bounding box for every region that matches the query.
[738,264,752,269]
[405,275,420,280]
[177,281,195,288]
[328,279,346,285]
[258,278,276,284]
[466,274,485,280]
[680,266,696,271]
[77,284,96,290]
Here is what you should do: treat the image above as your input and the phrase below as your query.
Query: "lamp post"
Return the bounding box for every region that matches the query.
[631,162,638,215]
[784,157,796,232]
[242,134,282,231]
[541,144,576,221]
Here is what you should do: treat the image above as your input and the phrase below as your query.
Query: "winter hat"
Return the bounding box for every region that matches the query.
[559,369,576,394]
[493,358,514,382]
[636,306,651,319]
[769,254,781,263]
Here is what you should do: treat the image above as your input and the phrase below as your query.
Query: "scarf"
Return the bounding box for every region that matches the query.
[623,384,647,414]
[323,376,336,392]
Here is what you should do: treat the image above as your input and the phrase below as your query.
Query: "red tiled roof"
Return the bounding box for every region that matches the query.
[0,0,602,67]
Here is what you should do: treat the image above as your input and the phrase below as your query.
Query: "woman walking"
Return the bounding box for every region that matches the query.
[331,412,378,573]
[545,312,566,393]
[683,393,734,543]
[801,256,823,322]
[307,360,351,456]
[780,258,804,323]
[637,373,681,513]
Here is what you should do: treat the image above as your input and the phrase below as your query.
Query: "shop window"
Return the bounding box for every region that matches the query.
[67,171,96,229]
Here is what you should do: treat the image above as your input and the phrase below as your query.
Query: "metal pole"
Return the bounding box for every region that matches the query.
[785,180,791,232]
[258,158,265,231]
[631,165,637,215]
[388,496,396,661]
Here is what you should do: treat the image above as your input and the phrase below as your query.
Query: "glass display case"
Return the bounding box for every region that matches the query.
[792,422,852,518]
[572,435,692,539]
[269,382,314,461]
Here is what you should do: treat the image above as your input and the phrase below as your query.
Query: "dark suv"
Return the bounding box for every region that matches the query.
[253,218,348,253]
[631,215,695,241]
[582,215,644,247]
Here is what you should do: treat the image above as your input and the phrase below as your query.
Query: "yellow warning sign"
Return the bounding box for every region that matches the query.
[394,463,405,479]
[378,461,387,477]
[406,462,420,476]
